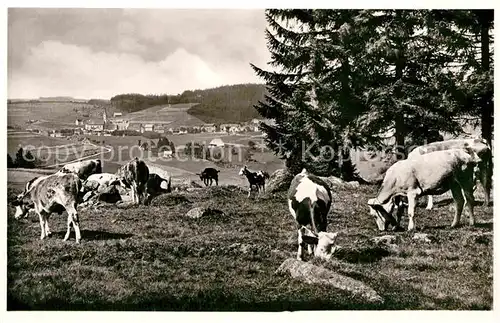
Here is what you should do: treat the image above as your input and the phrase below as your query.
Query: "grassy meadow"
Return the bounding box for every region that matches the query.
[6,182,493,310]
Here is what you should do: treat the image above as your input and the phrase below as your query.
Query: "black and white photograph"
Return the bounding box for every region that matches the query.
[3,4,496,314]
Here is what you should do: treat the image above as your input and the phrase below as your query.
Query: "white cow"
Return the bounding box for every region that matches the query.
[368,149,481,231]
[82,173,122,192]
[287,169,338,261]
[407,138,492,209]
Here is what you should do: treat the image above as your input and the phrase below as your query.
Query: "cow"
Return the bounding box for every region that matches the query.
[57,159,102,181]
[144,173,172,205]
[368,148,481,232]
[82,173,122,193]
[12,173,83,243]
[196,167,220,186]
[407,138,492,209]
[287,169,338,261]
[115,157,149,205]
[239,166,268,198]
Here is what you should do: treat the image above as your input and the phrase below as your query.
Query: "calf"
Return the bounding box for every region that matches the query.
[239,166,268,198]
[57,159,102,181]
[196,167,220,186]
[144,173,172,205]
[12,173,83,243]
[407,138,492,208]
[115,157,150,205]
[288,169,338,261]
[368,149,481,231]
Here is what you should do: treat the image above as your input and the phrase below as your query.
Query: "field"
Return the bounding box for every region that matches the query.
[7,101,112,129]
[6,182,493,310]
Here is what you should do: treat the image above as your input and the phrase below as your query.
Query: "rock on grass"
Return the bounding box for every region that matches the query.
[276,258,384,304]
[186,207,225,219]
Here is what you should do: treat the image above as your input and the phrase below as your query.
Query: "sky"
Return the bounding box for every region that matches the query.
[7,8,270,100]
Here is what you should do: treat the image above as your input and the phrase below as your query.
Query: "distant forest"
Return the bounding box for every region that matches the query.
[110,83,266,123]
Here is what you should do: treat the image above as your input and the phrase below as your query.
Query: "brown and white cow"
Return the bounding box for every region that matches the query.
[12,173,83,243]
[288,169,338,261]
[368,148,481,231]
[57,159,102,181]
[115,157,150,205]
[407,138,492,208]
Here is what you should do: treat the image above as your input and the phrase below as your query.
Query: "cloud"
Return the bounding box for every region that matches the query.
[8,40,258,99]
[8,8,271,99]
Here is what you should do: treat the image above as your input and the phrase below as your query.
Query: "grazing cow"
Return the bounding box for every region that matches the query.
[196,167,220,186]
[287,169,338,261]
[408,138,492,209]
[57,159,102,181]
[239,166,268,198]
[12,173,83,243]
[368,149,481,232]
[144,173,172,205]
[115,157,150,205]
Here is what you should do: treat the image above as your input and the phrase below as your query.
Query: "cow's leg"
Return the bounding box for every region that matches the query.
[479,162,491,207]
[44,215,52,237]
[425,195,434,210]
[407,192,417,231]
[461,182,476,226]
[66,204,81,243]
[297,228,305,261]
[450,184,465,228]
[247,186,252,198]
[38,213,47,240]
[63,214,72,241]
[132,183,138,204]
[215,178,218,186]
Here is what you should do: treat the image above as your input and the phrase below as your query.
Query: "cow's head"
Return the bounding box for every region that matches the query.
[12,193,33,219]
[367,198,399,231]
[300,227,339,261]
[238,166,248,176]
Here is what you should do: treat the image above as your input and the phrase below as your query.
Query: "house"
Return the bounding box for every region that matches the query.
[162,147,173,158]
[84,120,104,132]
[202,123,216,133]
[75,119,83,126]
[178,127,188,134]
[142,124,154,133]
[128,123,142,133]
[113,112,123,118]
[104,122,117,132]
[228,125,240,134]
[220,123,240,133]
[209,138,225,148]
[50,130,63,138]
[155,124,166,134]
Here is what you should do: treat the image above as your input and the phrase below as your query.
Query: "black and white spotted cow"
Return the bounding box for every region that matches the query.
[239,166,268,198]
[287,169,338,261]
[12,173,83,243]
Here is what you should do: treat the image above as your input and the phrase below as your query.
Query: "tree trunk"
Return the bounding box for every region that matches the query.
[394,51,406,160]
[479,11,493,147]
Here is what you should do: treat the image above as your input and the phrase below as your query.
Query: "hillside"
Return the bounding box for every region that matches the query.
[186,84,266,123]
[110,83,267,124]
